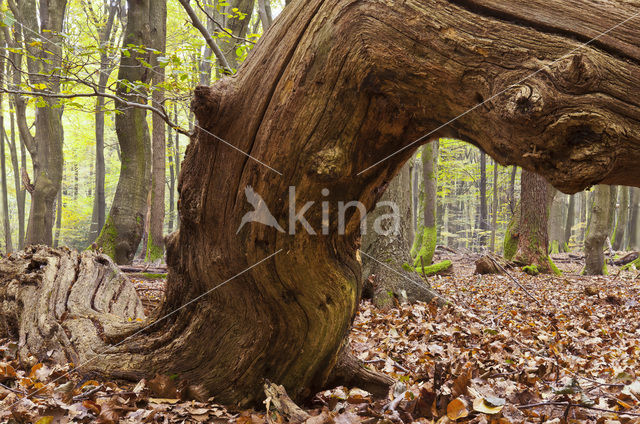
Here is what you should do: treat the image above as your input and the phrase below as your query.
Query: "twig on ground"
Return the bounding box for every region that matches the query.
[487,256,542,306]
[517,401,640,417]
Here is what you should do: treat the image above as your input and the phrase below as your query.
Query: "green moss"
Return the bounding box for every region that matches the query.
[410,228,424,258]
[141,272,167,279]
[621,257,640,271]
[547,256,562,276]
[503,230,517,261]
[603,261,608,275]
[145,232,164,262]
[522,265,539,276]
[549,240,559,255]
[94,215,118,259]
[413,226,437,268]
[414,260,452,276]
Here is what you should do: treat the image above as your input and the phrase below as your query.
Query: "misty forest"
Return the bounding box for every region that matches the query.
[0,0,639,422]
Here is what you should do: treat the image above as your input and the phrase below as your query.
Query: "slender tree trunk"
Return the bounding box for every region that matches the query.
[95,0,152,264]
[478,150,488,246]
[8,0,68,246]
[167,121,176,233]
[146,0,168,261]
[2,0,640,408]
[612,186,627,250]
[53,188,62,248]
[0,35,12,252]
[564,194,575,251]
[628,188,640,250]
[508,166,517,215]
[258,0,273,31]
[548,190,564,253]
[412,140,439,266]
[490,159,498,252]
[584,185,615,275]
[88,2,117,244]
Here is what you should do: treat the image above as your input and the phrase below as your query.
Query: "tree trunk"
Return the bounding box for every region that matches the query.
[478,150,488,245]
[613,186,629,251]
[146,0,168,262]
[490,159,498,252]
[53,188,62,248]
[584,185,614,275]
[95,0,152,264]
[508,166,517,215]
[505,170,558,273]
[548,190,564,253]
[361,162,436,308]
[0,35,12,253]
[167,122,176,233]
[628,188,640,250]
[89,3,118,245]
[412,140,439,266]
[9,0,68,246]
[2,0,640,408]
[564,194,576,251]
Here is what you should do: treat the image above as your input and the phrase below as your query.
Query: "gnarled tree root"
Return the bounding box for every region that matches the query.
[323,347,394,399]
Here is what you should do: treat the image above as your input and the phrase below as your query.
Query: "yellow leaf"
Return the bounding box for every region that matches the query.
[447,398,469,420]
[473,397,505,414]
[35,417,54,424]
[149,397,180,404]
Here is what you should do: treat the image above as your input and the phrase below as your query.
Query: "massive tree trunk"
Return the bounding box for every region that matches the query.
[1,0,640,408]
[95,0,152,264]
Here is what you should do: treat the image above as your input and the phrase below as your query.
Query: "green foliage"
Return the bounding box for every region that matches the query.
[548,256,562,276]
[522,265,539,276]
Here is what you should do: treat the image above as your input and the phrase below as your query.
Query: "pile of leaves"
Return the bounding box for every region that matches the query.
[2,262,640,422]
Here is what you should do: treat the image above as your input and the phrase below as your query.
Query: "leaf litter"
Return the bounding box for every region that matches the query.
[1,260,640,422]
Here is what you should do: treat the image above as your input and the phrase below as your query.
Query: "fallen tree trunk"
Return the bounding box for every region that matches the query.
[1,0,640,407]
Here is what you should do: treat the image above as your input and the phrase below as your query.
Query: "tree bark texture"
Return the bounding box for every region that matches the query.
[9,0,68,246]
[613,186,629,251]
[95,0,152,264]
[564,194,576,251]
[584,185,614,275]
[147,0,168,261]
[505,170,557,273]
[1,0,640,407]
[412,140,439,266]
[361,161,436,308]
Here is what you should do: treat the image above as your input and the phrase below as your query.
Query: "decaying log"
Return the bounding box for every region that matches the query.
[475,254,513,275]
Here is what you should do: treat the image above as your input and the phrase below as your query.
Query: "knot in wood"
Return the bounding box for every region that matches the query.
[552,54,599,93]
[502,84,544,122]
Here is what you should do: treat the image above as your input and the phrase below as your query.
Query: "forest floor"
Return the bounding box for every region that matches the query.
[2,250,640,423]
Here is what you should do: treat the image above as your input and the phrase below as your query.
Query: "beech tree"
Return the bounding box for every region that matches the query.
[94,0,153,263]
[1,0,640,407]
[504,170,559,274]
[584,185,617,275]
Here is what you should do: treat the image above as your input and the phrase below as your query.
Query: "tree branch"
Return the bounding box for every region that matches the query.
[176,0,233,75]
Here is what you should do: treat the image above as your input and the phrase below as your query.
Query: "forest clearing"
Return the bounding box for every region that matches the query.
[0,0,639,422]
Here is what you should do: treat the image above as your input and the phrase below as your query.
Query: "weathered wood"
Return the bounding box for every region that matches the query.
[1,0,640,408]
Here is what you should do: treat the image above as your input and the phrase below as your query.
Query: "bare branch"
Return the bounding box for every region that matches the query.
[176,0,233,75]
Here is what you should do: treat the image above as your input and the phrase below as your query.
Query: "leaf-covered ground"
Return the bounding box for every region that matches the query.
[2,253,640,423]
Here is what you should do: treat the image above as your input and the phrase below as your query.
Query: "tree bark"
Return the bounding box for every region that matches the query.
[9,0,68,246]
[584,185,614,275]
[361,161,436,308]
[564,194,576,251]
[628,188,640,250]
[412,140,439,265]
[146,0,167,262]
[548,190,564,253]
[489,159,498,252]
[613,186,629,251]
[504,170,557,273]
[88,1,118,245]
[0,33,12,253]
[478,151,488,245]
[95,0,152,264]
[2,0,640,408]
